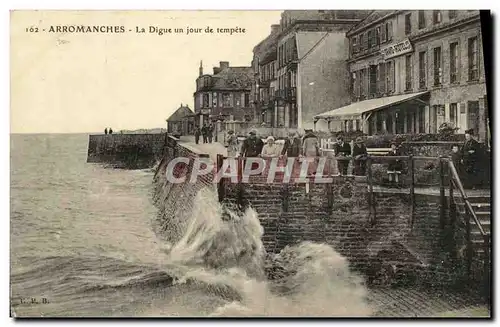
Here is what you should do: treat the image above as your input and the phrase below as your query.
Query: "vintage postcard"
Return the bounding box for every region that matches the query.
[10,9,491,318]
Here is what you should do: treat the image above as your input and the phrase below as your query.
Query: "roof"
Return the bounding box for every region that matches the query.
[211,66,253,90]
[166,105,193,122]
[347,10,397,36]
[314,91,429,120]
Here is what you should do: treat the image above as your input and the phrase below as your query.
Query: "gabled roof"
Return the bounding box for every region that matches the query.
[347,10,397,36]
[167,105,193,122]
[211,66,253,90]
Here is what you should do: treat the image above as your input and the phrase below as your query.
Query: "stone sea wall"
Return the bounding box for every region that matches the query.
[87,133,166,169]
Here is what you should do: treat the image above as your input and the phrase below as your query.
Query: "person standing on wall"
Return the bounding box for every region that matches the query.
[104,128,108,135]
[226,130,239,157]
[281,131,301,157]
[194,127,201,145]
[241,129,264,157]
[386,142,403,185]
[201,124,208,144]
[109,128,113,135]
[334,135,351,176]
[208,124,214,143]
[352,137,368,176]
[302,129,320,176]
[461,128,480,189]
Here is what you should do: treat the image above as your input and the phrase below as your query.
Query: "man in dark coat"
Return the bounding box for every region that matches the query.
[241,129,264,157]
[334,136,351,175]
[352,137,368,176]
[104,128,108,135]
[281,131,301,157]
[208,124,214,143]
[461,128,480,189]
[201,125,208,143]
[194,127,201,144]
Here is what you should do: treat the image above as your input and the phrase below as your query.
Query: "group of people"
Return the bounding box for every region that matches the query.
[221,127,486,187]
[194,124,214,144]
[104,128,113,135]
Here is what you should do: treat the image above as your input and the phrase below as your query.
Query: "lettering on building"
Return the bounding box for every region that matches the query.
[380,39,413,60]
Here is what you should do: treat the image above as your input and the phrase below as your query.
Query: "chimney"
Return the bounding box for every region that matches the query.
[213,67,221,75]
[219,61,229,70]
[199,60,203,76]
[271,24,280,34]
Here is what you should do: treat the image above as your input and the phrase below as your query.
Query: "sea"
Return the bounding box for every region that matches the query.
[10,133,373,317]
[10,134,484,317]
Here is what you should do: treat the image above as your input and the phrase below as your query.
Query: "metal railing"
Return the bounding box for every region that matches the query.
[446,159,490,299]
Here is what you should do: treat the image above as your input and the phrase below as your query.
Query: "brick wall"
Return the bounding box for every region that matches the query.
[87,133,166,169]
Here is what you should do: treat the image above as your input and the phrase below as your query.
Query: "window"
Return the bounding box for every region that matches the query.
[385,61,394,93]
[375,26,381,46]
[378,63,386,94]
[405,54,413,90]
[244,93,250,107]
[369,65,377,97]
[449,10,457,19]
[433,10,442,24]
[202,93,210,108]
[351,71,357,96]
[368,29,375,48]
[450,103,458,127]
[468,37,479,81]
[222,93,232,107]
[419,51,426,88]
[387,21,393,41]
[450,42,459,83]
[418,11,426,29]
[235,93,241,106]
[362,32,368,50]
[203,76,211,87]
[212,92,218,107]
[434,47,442,86]
[405,13,412,35]
[352,36,358,53]
[381,23,387,43]
[360,69,367,99]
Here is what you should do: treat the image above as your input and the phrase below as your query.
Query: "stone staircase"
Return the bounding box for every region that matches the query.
[456,193,491,259]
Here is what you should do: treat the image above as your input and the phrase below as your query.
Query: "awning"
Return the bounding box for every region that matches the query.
[314,91,429,121]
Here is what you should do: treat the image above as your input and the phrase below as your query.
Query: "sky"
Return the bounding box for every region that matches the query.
[10,10,282,133]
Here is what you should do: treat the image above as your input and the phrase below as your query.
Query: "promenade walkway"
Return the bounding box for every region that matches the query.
[178,136,226,162]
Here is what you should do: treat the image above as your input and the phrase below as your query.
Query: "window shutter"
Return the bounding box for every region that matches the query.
[381,24,386,42]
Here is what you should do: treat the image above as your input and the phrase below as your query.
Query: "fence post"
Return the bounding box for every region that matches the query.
[439,157,446,230]
[366,157,375,225]
[237,157,244,210]
[448,165,457,259]
[409,155,415,229]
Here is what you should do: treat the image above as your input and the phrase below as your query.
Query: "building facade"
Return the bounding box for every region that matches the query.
[250,10,369,131]
[315,10,488,141]
[251,25,279,126]
[166,103,194,136]
[193,61,253,128]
